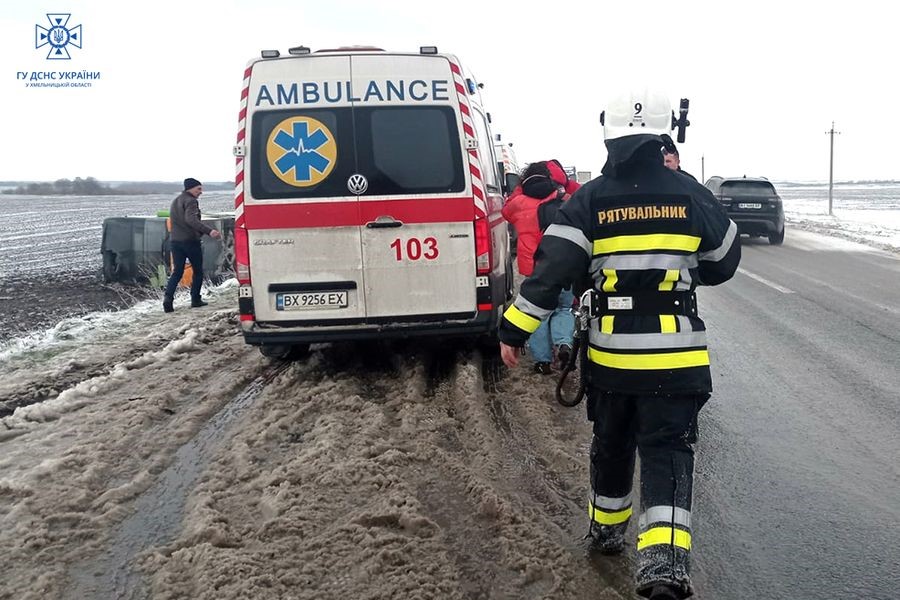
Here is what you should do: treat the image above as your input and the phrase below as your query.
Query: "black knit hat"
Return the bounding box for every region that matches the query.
[183,177,202,190]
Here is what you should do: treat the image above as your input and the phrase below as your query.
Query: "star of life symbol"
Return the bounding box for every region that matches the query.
[267,116,336,187]
[35,13,82,60]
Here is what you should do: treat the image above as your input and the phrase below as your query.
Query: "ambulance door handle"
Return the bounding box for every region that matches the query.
[365,216,403,229]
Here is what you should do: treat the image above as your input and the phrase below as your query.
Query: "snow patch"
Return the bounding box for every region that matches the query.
[1,329,200,429]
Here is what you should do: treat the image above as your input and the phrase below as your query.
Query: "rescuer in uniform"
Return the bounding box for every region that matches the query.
[498,90,741,600]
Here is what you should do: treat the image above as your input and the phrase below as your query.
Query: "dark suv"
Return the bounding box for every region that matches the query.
[704,176,785,245]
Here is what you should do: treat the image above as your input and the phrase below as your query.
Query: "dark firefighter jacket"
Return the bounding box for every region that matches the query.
[499,136,741,394]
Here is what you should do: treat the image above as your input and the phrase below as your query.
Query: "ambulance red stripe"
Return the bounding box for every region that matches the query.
[243,197,476,229]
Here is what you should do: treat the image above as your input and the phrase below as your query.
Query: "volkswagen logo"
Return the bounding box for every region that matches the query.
[347,174,368,195]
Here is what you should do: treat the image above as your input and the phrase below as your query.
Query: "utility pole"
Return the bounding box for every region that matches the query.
[701,155,705,183]
[826,121,840,216]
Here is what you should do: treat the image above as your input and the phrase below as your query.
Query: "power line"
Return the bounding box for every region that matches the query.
[825,121,841,216]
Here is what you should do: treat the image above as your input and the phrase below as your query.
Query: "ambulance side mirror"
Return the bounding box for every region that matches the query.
[504,172,520,197]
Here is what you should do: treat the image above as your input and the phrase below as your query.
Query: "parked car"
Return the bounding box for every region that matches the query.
[705,176,785,245]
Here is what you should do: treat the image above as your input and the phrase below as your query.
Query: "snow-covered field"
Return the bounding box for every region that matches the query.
[0,192,234,341]
[778,182,900,251]
[0,184,898,600]
[0,192,233,278]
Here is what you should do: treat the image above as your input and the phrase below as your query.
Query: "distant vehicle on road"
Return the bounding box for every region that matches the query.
[494,140,520,257]
[705,176,785,245]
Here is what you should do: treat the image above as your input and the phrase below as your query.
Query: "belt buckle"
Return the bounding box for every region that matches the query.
[684,293,698,316]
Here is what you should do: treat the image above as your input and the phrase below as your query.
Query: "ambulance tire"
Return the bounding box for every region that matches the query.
[259,343,310,361]
[477,306,503,353]
[478,332,501,354]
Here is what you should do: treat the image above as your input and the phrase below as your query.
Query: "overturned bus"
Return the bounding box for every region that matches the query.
[100,213,235,286]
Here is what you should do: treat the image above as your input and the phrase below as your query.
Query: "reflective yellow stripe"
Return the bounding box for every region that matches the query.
[601,315,615,334]
[593,234,701,255]
[658,269,679,291]
[589,502,633,525]
[588,348,710,370]
[659,315,677,333]
[637,527,692,551]
[503,304,541,333]
[602,269,618,292]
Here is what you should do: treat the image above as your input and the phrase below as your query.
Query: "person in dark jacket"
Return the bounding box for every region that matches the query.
[163,178,221,312]
[662,142,697,181]
[498,90,740,600]
[501,160,579,373]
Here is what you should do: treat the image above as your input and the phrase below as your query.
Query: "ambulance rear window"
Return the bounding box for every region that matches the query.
[355,106,464,195]
[250,106,464,200]
[250,108,356,200]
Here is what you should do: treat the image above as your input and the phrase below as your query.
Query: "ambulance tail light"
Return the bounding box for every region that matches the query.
[474,217,492,274]
[234,226,251,284]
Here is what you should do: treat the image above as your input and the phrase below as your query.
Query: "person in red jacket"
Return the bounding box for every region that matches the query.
[501,160,580,373]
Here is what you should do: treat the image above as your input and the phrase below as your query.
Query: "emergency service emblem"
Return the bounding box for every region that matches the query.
[35,13,82,60]
[266,116,337,187]
[347,174,368,195]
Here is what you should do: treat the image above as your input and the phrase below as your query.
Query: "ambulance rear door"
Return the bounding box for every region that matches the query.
[244,55,366,324]
[350,54,476,320]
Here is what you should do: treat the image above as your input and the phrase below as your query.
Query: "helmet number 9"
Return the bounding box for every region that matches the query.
[634,102,643,115]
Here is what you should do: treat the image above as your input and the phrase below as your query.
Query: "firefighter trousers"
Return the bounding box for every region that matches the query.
[586,390,708,599]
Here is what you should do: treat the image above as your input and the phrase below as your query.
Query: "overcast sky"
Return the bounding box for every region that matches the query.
[1,1,896,184]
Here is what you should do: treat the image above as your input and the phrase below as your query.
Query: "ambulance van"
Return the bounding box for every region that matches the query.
[232,46,512,358]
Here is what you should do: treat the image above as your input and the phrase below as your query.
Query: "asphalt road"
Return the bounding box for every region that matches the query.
[691,229,900,600]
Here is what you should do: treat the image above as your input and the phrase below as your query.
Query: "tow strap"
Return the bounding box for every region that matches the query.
[555,289,597,407]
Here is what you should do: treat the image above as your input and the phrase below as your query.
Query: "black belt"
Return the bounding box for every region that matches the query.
[592,291,698,317]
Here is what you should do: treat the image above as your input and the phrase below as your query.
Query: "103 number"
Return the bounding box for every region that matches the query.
[390,237,439,261]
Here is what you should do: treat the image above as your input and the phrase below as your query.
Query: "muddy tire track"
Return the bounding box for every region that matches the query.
[62,339,637,600]
[65,363,289,600]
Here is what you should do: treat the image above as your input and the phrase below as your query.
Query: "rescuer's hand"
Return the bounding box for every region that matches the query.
[209,229,221,239]
[500,342,521,368]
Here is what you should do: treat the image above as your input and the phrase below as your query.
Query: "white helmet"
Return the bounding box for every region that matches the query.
[602,89,673,141]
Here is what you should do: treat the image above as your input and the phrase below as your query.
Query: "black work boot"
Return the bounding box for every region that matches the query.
[646,584,683,600]
[163,298,174,313]
[191,299,208,308]
[555,343,572,369]
[533,361,552,375]
[587,522,626,555]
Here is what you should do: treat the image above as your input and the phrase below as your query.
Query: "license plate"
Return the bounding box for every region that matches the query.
[738,202,762,209]
[276,291,348,310]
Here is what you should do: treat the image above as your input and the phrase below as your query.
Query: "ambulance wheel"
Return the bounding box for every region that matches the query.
[259,343,310,360]
[477,327,501,355]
